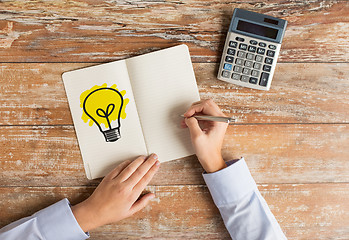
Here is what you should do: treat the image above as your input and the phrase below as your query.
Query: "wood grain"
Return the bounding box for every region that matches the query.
[1,124,348,186]
[0,184,348,239]
[0,1,348,239]
[0,63,348,126]
[0,0,348,62]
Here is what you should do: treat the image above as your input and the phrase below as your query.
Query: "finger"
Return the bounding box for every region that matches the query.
[105,159,132,180]
[180,119,188,128]
[126,154,159,187]
[184,99,224,117]
[132,159,160,194]
[130,193,155,215]
[115,155,147,182]
[185,117,203,139]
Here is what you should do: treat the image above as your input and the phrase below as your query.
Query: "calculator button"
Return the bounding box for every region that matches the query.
[251,70,259,77]
[239,43,247,50]
[259,42,266,47]
[235,37,245,42]
[259,72,269,86]
[223,63,232,71]
[231,73,240,80]
[225,56,234,63]
[267,50,275,57]
[229,41,238,48]
[222,71,230,78]
[241,75,249,82]
[255,55,263,62]
[269,44,277,50]
[235,58,244,66]
[263,65,271,72]
[257,48,265,55]
[227,48,236,56]
[237,51,246,58]
[233,66,243,73]
[250,40,258,45]
[246,53,254,60]
[242,68,251,75]
[249,77,258,84]
[265,57,273,64]
[244,60,253,68]
[253,62,262,70]
[248,45,256,53]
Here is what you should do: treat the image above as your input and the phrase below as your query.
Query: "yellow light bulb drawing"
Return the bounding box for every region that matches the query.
[80,84,129,142]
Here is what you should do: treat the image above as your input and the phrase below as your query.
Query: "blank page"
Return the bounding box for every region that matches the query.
[126,45,200,162]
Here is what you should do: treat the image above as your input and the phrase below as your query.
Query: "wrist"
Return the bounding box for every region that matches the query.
[72,201,99,232]
[199,155,227,173]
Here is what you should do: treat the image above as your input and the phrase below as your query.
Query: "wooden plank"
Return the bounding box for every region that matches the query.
[0,63,348,125]
[1,124,348,186]
[0,1,348,62]
[0,184,348,239]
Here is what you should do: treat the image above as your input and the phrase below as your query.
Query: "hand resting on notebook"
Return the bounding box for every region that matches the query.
[71,154,160,232]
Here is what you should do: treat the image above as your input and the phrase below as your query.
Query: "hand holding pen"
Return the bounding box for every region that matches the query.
[181,99,230,173]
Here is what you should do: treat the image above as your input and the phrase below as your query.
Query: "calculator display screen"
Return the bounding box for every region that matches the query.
[237,20,278,39]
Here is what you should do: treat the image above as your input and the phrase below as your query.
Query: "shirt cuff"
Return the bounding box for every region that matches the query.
[202,158,257,207]
[34,198,89,240]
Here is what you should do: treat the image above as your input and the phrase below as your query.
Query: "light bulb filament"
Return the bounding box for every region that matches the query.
[96,103,115,130]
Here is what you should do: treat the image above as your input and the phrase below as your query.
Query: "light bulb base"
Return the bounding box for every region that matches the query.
[103,128,121,142]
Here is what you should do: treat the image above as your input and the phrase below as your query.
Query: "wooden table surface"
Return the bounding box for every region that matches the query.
[1,1,349,239]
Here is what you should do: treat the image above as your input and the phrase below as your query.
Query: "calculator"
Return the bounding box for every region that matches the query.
[217,8,287,90]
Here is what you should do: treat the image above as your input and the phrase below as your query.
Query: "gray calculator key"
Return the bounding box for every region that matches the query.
[233,65,243,73]
[255,55,263,62]
[246,53,254,60]
[259,42,266,47]
[259,72,269,86]
[244,60,253,68]
[231,73,240,80]
[222,71,230,78]
[239,43,247,50]
[225,56,234,63]
[253,62,262,70]
[227,48,236,56]
[251,70,260,77]
[250,40,258,45]
[257,48,265,55]
[237,51,246,58]
[229,41,238,48]
[242,68,251,75]
[235,58,244,66]
[241,75,249,82]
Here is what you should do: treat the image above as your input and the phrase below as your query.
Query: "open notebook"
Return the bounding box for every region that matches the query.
[62,44,200,179]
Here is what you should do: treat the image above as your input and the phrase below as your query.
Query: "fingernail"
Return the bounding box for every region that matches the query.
[152,153,158,159]
[155,160,160,166]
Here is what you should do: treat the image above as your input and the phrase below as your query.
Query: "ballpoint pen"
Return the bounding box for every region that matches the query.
[180,115,236,125]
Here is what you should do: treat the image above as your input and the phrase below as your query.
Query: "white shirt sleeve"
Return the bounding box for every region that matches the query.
[203,158,287,240]
[0,198,89,240]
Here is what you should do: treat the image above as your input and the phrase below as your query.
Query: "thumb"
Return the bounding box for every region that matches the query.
[130,193,155,215]
[185,117,203,139]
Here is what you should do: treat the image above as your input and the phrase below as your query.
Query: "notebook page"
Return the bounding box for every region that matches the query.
[126,45,200,162]
[62,61,147,179]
